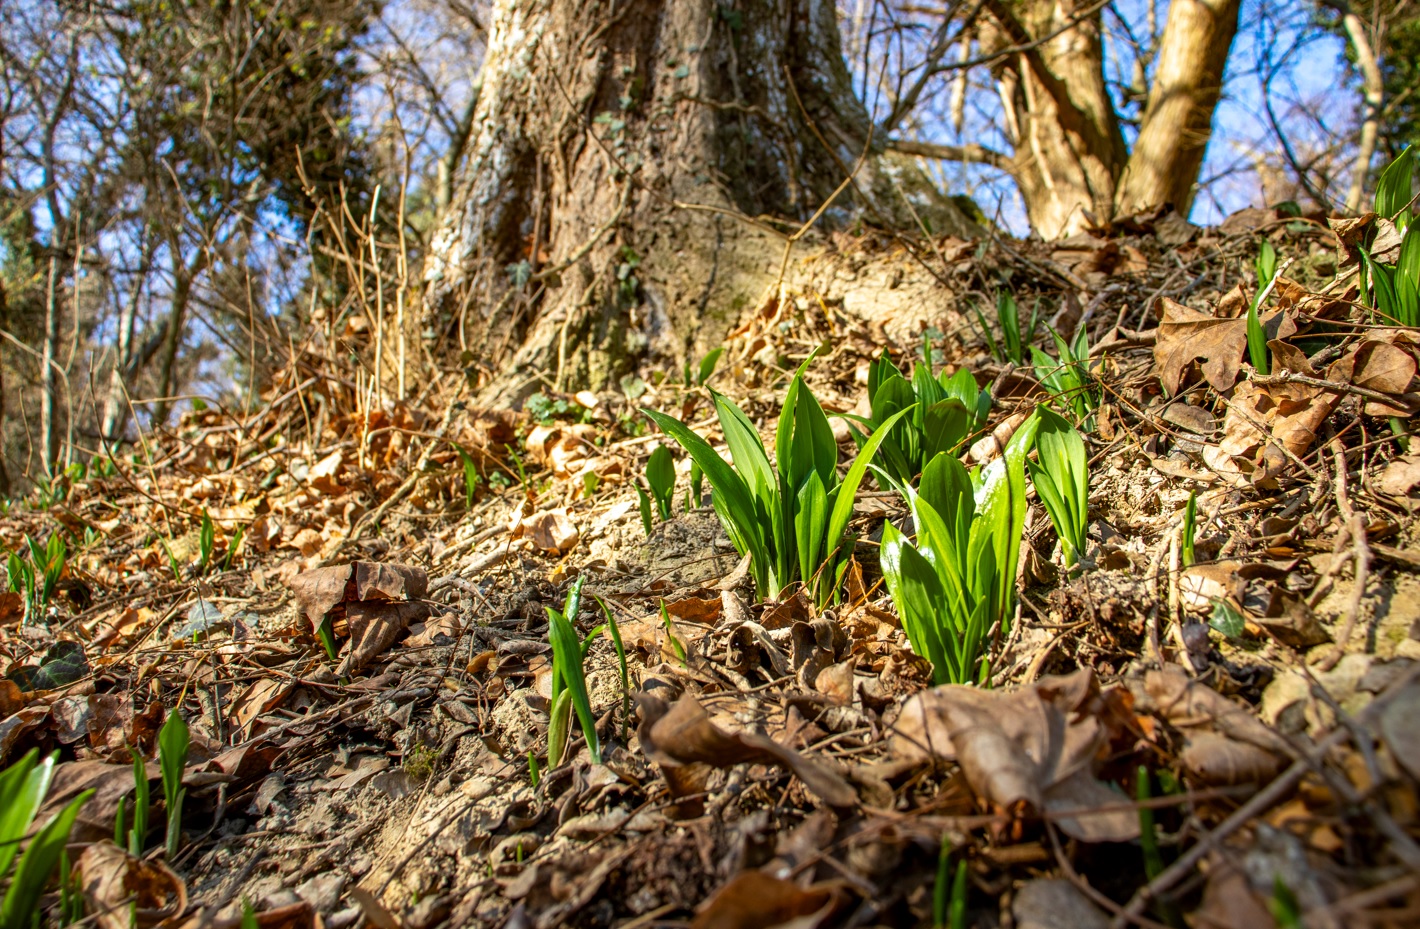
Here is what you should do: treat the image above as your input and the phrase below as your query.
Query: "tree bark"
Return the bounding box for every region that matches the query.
[1114,0,1243,217]
[960,0,1241,238]
[1340,5,1384,214]
[41,255,60,476]
[980,0,1129,239]
[423,0,978,397]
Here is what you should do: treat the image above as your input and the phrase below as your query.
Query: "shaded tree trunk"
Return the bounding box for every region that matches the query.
[423,0,977,396]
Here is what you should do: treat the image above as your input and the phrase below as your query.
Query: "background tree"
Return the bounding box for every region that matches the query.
[879,0,1243,238]
[0,0,372,483]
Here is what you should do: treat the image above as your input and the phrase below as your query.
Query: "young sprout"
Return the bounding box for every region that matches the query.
[1031,326,1097,426]
[592,595,631,742]
[879,416,1041,685]
[635,486,655,538]
[223,524,246,572]
[1026,408,1090,569]
[972,290,1039,365]
[159,709,189,858]
[847,350,990,488]
[1246,240,1277,374]
[932,838,968,929]
[456,447,480,510]
[0,750,93,928]
[198,511,215,575]
[1181,491,1198,568]
[546,578,600,766]
[646,355,908,603]
[658,601,688,667]
[645,446,676,521]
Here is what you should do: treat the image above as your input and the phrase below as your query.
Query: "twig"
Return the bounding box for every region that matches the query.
[1251,371,1415,412]
[1110,661,1420,927]
[1316,439,1370,672]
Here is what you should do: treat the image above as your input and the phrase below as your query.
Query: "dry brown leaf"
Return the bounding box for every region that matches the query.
[525,423,599,477]
[77,840,187,929]
[284,561,427,633]
[517,508,579,554]
[1154,296,1297,395]
[0,592,23,627]
[637,692,857,811]
[1179,561,1246,612]
[1378,682,1420,782]
[1133,666,1287,786]
[1193,865,1274,929]
[663,593,723,624]
[1012,878,1109,929]
[1159,402,1217,435]
[229,678,295,739]
[892,670,1139,842]
[1215,380,1337,485]
[282,562,430,674]
[1329,338,1419,415]
[403,611,465,649]
[691,870,846,929]
[0,678,23,717]
[340,600,431,677]
[38,759,156,842]
[0,708,50,766]
[1376,454,1420,496]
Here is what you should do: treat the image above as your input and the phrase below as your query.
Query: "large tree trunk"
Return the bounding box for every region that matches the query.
[978,0,1240,239]
[422,0,978,397]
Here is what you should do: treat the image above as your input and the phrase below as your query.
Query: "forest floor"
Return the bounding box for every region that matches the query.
[4,204,1420,929]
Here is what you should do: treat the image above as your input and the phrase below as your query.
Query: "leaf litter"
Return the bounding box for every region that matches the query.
[1,208,1420,927]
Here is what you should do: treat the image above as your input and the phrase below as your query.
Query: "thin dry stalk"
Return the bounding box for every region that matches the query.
[1316,438,1370,672]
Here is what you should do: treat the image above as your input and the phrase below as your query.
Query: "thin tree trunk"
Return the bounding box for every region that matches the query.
[0,280,11,496]
[1114,0,1242,217]
[907,0,1240,237]
[102,233,154,443]
[152,239,210,426]
[1342,6,1384,214]
[41,255,60,475]
[153,268,192,427]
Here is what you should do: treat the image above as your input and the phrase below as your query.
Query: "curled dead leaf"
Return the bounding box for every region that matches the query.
[1376,454,1420,496]
[1154,296,1296,395]
[637,692,857,812]
[515,508,580,555]
[1215,380,1337,485]
[1133,666,1287,786]
[691,870,846,929]
[1179,561,1246,612]
[77,840,187,929]
[282,562,431,675]
[892,670,1139,842]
